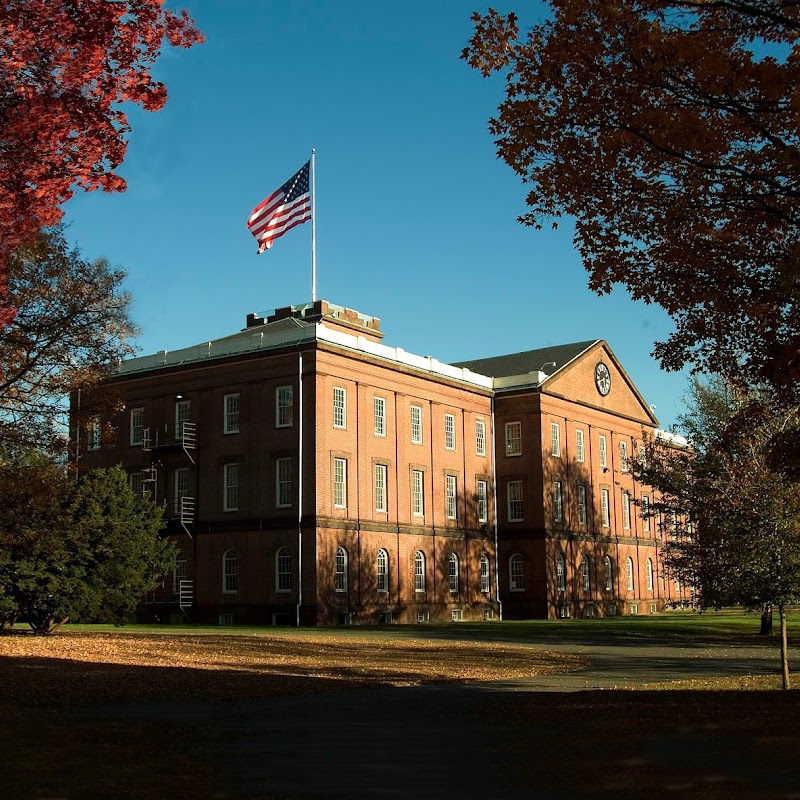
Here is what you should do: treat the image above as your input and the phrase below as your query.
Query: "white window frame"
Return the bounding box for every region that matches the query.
[374,463,388,513]
[414,550,426,592]
[175,399,191,440]
[448,552,459,593]
[509,553,525,592]
[412,469,424,517]
[174,466,190,515]
[172,555,187,595]
[377,549,389,593]
[87,419,101,451]
[446,475,457,520]
[601,487,611,528]
[373,396,386,437]
[582,555,590,592]
[507,480,523,522]
[646,558,653,591]
[576,429,585,463]
[505,421,522,456]
[276,385,293,428]
[622,491,631,530]
[276,457,292,508]
[410,405,423,444]
[553,481,563,523]
[556,553,566,592]
[551,422,561,457]
[128,471,144,497]
[444,413,456,451]
[222,548,237,593]
[335,546,348,592]
[642,495,651,532]
[223,463,239,512]
[619,440,629,472]
[224,393,240,434]
[333,386,347,429]
[276,547,292,593]
[599,434,608,467]
[604,556,613,591]
[626,557,635,592]
[577,484,588,526]
[476,419,486,456]
[480,554,490,593]
[130,407,144,446]
[333,457,347,509]
[477,479,488,523]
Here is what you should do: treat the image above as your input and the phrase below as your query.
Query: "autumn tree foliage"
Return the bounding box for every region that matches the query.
[0,0,203,329]
[636,378,800,688]
[463,2,800,401]
[0,226,137,450]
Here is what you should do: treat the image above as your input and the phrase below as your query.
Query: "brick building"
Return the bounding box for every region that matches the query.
[75,299,684,625]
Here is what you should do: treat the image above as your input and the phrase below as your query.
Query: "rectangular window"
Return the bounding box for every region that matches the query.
[476,419,486,456]
[576,429,585,463]
[444,413,456,451]
[333,387,347,429]
[553,481,563,523]
[87,419,101,451]
[224,393,240,434]
[130,408,144,446]
[477,479,488,523]
[411,469,424,516]
[373,396,386,436]
[622,491,631,530]
[374,464,387,513]
[333,458,347,508]
[551,422,561,457]
[276,386,293,427]
[601,487,611,528]
[223,463,239,512]
[578,484,588,526]
[174,467,190,515]
[276,457,292,508]
[642,495,651,532]
[411,405,423,444]
[619,440,629,472]
[599,435,608,468]
[480,556,490,593]
[128,472,143,497]
[507,480,523,522]
[505,421,522,456]
[175,400,191,440]
[446,475,457,520]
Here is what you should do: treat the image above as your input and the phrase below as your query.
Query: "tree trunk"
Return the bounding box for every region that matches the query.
[779,604,791,690]
[760,603,773,635]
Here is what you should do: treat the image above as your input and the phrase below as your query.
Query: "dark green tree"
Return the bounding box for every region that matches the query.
[637,378,800,688]
[0,459,172,634]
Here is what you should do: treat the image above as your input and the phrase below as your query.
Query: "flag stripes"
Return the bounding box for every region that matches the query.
[247,161,311,253]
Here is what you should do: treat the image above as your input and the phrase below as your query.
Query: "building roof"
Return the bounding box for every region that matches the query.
[453,340,599,379]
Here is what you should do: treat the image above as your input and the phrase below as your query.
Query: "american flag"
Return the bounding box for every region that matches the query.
[247,161,311,253]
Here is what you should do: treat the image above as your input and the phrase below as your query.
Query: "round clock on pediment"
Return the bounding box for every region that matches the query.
[595,362,611,396]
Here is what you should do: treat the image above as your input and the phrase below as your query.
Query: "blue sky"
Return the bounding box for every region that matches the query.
[63,0,688,429]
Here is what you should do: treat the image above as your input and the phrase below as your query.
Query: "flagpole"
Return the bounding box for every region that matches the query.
[311,148,316,303]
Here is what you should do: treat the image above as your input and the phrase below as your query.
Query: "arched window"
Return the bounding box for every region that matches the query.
[276,547,291,593]
[626,557,635,592]
[335,547,348,593]
[377,549,389,593]
[645,558,653,592]
[448,553,459,593]
[509,553,525,592]
[604,556,613,592]
[222,549,237,593]
[414,551,426,592]
[582,555,590,592]
[556,552,566,592]
[480,554,490,593]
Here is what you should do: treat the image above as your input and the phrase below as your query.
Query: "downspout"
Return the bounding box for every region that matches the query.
[491,397,502,620]
[394,390,400,614]
[295,351,303,627]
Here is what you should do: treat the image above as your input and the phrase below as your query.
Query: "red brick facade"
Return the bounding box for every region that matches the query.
[75,300,684,625]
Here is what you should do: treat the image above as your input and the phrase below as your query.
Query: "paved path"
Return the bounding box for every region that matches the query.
[75,635,800,799]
